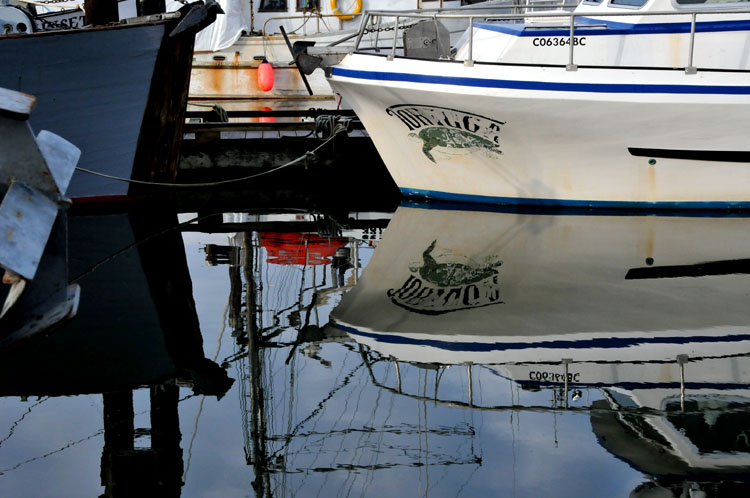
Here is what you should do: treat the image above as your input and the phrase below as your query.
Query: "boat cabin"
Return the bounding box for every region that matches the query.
[445,0,750,69]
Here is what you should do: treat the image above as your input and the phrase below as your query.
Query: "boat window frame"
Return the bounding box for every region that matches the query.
[258,0,288,12]
[296,0,320,11]
[606,0,650,10]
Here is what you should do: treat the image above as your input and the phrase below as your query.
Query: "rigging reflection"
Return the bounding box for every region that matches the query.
[202,209,486,496]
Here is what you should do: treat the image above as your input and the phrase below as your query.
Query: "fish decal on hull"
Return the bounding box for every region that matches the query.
[385,105,505,163]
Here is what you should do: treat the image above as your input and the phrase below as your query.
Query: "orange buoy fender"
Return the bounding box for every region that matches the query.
[259,106,275,123]
[258,59,274,92]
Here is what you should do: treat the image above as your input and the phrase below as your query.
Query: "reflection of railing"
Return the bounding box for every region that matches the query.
[358,346,734,415]
[362,358,604,414]
[352,5,750,73]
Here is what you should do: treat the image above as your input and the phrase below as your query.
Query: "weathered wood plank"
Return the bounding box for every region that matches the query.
[0,118,52,191]
[0,87,35,120]
[0,182,59,280]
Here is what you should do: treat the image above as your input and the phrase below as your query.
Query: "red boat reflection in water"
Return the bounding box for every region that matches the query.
[260,232,348,265]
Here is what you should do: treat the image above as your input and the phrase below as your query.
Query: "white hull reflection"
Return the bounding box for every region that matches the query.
[332,203,750,365]
[333,203,750,479]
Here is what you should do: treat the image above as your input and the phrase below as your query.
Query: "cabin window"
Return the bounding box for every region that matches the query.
[259,0,287,12]
[609,0,649,7]
[297,0,320,10]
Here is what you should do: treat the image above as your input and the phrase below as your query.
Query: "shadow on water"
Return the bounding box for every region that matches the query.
[0,207,235,496]
[3,186,750,496]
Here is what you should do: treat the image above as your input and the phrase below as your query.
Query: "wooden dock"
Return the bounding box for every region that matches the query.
[172,107,400,213]
[181,108,374,172]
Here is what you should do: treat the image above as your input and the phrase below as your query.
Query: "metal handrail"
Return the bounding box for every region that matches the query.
[262,13,363,37]
[390,15,400,60]
[364,0,580,16]
[352,6,750,73]
[687,12,698,74]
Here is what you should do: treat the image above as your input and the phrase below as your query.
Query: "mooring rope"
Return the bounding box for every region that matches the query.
[74,117,352,188]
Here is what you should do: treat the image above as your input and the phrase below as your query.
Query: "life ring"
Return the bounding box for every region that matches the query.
[330,0,362,21]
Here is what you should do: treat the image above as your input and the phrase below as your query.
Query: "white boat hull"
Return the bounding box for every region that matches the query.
[328,54,750,207]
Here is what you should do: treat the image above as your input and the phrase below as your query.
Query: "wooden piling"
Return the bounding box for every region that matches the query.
[84,0,119,26]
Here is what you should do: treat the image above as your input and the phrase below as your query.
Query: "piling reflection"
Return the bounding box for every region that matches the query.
[0,210,231,497]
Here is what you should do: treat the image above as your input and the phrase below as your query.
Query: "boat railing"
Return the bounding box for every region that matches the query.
[257,0,557,37]
[352,5,750,73]
[262,13,365,37]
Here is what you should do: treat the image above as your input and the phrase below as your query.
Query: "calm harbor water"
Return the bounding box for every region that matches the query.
[2,200,750,497]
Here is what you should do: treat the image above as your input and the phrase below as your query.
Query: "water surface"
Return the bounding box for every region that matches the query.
[1,202,749,497]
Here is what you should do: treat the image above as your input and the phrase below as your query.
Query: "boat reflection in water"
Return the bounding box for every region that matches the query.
[0,210,232,497]
[332,202,750,496]
[6,202,750,496]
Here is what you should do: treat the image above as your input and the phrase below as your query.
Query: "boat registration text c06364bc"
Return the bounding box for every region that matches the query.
[528,371,581,383]
[532,37,587,47]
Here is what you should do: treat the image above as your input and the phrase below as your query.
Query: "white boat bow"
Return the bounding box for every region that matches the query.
[327,0,750,208]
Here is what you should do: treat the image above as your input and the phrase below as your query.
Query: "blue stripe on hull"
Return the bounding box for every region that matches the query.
[400,187,750,209]
[514,380,750,390]
[334,323,750,352]
[475,18,750,37]
[331,67,750,95]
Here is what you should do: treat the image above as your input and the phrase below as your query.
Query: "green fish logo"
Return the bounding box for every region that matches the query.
[387,240,504,315]
[415,240,502,286]
[385,104,505,163]
[410,127,503,163]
